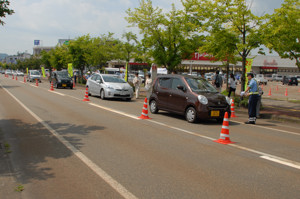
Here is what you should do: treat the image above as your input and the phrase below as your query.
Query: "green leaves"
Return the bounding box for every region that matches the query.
[0,0,14,26]
[262,0,300,68]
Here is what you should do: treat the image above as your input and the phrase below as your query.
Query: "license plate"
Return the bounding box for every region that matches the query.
[62,84,67,87]
[211,111,220,117]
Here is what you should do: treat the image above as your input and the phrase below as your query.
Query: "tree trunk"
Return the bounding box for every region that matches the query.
[226,61,229,91]
[241,56,246,91]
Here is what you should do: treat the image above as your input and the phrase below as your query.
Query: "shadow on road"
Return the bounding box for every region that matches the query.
[0,119,105,185]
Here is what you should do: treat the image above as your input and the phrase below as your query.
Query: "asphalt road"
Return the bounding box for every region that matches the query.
[0,75,300,199]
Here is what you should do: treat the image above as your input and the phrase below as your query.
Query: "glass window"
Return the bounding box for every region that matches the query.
[171,78,185,90]
[159,78,172,89]
[91,75,97,81]
[185,77,217,93]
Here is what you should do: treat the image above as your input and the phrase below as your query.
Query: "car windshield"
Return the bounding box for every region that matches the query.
[31,71,40,75]
[185,77,217,93]
[57,71,70,78]
[102,75,126,83]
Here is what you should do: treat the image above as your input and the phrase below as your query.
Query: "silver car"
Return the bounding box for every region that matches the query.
[27,70,41,82]
[86,74,133,101]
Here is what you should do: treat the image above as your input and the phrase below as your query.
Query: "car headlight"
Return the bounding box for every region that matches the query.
[225,96,231,105]
[198,95,208,105]
[107,85,114,90]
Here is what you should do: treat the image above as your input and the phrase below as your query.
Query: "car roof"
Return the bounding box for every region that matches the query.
[157,74,203,79]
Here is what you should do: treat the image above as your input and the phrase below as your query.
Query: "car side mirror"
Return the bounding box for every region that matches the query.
[177,85,185,91]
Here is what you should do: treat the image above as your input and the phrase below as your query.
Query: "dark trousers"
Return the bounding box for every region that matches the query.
[248,94,259,119]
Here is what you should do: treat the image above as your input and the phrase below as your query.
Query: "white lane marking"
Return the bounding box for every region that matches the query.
[89,103,140,120]
[50,91,65,96]
[260,156,300,170]
[0,83,138,199]
[232,120,300,136]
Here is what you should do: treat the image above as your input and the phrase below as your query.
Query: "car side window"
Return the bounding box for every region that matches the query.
[171,78,185,90]
[91,75,97,81]
[158,78,172,89]
[96,75,102,82]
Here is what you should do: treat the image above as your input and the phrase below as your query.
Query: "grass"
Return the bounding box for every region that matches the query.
[288,99,300,104]
[15,185,24,192]
[4,142,12,153]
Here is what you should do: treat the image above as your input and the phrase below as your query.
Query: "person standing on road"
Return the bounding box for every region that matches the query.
[228,73,237,97]
[212,70,223,92]
[244,73,259,124]
[133,73,142,99]
[145,74,152,99]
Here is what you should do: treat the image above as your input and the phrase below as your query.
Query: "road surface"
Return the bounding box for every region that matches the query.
[0,75,299,199]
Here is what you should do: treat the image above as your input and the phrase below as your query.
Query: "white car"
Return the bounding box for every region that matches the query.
[86,74,133,101]
[16,70,24,76]
[255,74,268,85]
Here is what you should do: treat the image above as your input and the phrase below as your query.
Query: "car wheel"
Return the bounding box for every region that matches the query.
[185,107,197,123]
[100,89,106,100]
[56,83,59,89]
[150,100,159,114]
[70,86,73,89]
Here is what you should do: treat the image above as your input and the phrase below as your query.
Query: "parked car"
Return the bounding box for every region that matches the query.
[275,75,283,82]
[282,76,298,86]
[27,70,41,82]
[255,74,268,85]
[5,69,12,75]
[16,70,24,76]
[264,74,272,81]
[49,71,73,89]
[149,75,231,123]
[296,75,300,83]
[204,73,213,81]
[86,74,133,101]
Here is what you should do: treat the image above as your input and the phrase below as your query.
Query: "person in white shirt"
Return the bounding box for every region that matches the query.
[145,74,152,99]
[228,73,237,97]
[133,73,142,99]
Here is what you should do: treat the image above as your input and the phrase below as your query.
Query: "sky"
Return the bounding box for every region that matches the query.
[0,0,285,55]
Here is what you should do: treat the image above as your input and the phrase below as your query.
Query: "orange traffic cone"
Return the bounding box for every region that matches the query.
[12,75,14,80]
[49,81,54,91]
[24,76,26,83]
[83,87,90,102]
[230,100,236,118]
[268,88,272,96]
[285,88,288,96]
[138,98,151,119]
[214,112,234,145]
[35,79,39,86]
[16,75,18,81]
[261,84,264,90]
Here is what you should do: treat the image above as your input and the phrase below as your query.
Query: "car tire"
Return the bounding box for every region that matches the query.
[185,107,197,123]
[150,100,159,114]
[56,83,59,89]
[100,89,106,100]
[70,86,73,89]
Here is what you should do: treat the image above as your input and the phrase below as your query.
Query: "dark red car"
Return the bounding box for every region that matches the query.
[149,75,231,123]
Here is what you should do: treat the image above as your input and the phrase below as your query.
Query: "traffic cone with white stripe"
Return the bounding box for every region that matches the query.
[35,79,39,86]
[230,100,237,118]
[268,88,272,96]
[138,98,151,119]
[83,87,90,102]
[285,88,288,96]
[16,75,18,81]
[214,112,234,145]
[12,75,14,80]
[24,76,26,83]
[49,81,54,91]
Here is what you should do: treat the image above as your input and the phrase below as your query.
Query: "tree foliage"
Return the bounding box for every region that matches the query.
[183,0,263,90]
[0,0,14,25]
[126,0,200,72]
[262,0,300,68]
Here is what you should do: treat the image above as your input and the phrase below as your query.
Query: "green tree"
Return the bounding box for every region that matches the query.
[49,45,70,71]
[126,0,199,72]
[183,0,264,90]
[121,31,138,62]
[263,0,300,68]
[40,50,52,69]
[0,0,14,26]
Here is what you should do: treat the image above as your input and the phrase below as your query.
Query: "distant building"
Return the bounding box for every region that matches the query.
[33,46,54,56]
[2,52,31,64]
[58,39,73,46]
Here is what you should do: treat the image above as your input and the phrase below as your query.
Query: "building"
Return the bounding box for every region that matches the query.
[180,53,299,75]
[33,46,55,56]
[2,52,31,64]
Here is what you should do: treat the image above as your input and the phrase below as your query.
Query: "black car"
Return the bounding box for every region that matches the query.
[49,71,73,89]
[282,76,298,86]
